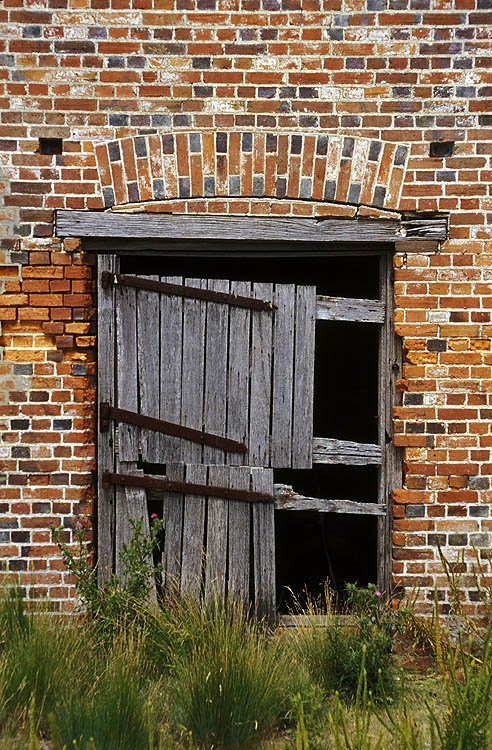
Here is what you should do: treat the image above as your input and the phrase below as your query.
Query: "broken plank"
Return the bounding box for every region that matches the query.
[313,437,382,465]
[274,484,386,515]
[57,212,448,242]
[115,462,157,609]
[316,296,385,324]
[401,217,447,239]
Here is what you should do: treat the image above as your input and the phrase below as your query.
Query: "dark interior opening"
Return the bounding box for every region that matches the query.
[275,511,378,611]
[119,245,384,611]
[119,249,381,299]
[314,320,379,444]
[274,464,379,611]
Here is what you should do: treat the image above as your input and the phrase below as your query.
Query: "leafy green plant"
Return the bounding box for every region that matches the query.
[51,515,164,644]
[292,584,400,702]
[294,694,309,750]
[171,600,289,749]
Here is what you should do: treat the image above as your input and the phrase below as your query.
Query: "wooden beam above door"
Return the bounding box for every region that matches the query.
[56,211,447,243]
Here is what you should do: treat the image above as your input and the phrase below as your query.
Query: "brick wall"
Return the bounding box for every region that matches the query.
[1,0,492,614]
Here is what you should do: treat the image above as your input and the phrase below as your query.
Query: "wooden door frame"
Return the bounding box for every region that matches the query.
[64,210,435,597]
[95,244,402,597]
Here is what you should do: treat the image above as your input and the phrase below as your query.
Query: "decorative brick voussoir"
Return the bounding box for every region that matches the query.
[95,131,410,212]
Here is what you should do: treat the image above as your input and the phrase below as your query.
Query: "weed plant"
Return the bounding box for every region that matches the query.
[290,583,401,702]
[51,516,164,646]
[170,600,291,749]
[327,647,384,750]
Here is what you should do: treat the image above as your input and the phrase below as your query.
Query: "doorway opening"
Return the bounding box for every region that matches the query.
[115,244,391,611]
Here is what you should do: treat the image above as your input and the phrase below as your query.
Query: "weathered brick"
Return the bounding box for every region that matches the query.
[1,0,491,618]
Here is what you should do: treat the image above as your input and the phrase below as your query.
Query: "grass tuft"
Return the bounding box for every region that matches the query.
[170,600,290,749]
[53,634,150,750]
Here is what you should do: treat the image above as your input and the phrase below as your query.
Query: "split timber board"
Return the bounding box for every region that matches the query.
[56,211,447,243]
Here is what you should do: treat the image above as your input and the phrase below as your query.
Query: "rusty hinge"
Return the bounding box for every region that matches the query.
[101,272,276,312]
[100,402,247,454]
[102,471,274,503]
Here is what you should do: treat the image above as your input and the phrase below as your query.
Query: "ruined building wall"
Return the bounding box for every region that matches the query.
[0,0,491,613]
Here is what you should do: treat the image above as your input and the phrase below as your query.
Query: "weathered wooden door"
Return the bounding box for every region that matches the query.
[97,256,316,621]
[97,248,399,620]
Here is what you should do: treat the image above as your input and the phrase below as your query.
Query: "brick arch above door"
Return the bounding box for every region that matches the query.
[94,131,410,214]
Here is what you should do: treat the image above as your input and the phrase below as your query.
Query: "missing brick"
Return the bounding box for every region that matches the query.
[429,141,454,158]
[38,138,63,155]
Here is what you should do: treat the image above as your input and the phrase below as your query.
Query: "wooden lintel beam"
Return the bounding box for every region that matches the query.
[395,240,439,253]
[56,211,447,243]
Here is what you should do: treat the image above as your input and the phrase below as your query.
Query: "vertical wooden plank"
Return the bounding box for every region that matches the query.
[251,468,276,625]
[162,462,185,594]
[377,251,402,593]
[116,276,139,461]
[203,279,229,465]
[292,286,316,468]
[205,464,229,604]
[249,283,273,467]
[137,275,160,463]
[181,279,206,463]
[271,284,295,467]
[227,280,251,466]
[97,254,116,584]
[160,276,184,463]
[115,462,156,602]
[180,463,207,598]
[227,466,250,605]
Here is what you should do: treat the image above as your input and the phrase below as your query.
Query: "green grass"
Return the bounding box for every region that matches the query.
[170,600,292,749]
[0,611,450,750]
[52,637,150,750]
[5,576,492,750]
[0,589,88,734]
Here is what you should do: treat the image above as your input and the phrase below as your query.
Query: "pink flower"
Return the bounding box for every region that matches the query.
[167,601,175,607]
[151,513,158,519]
[375,590,382,597]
